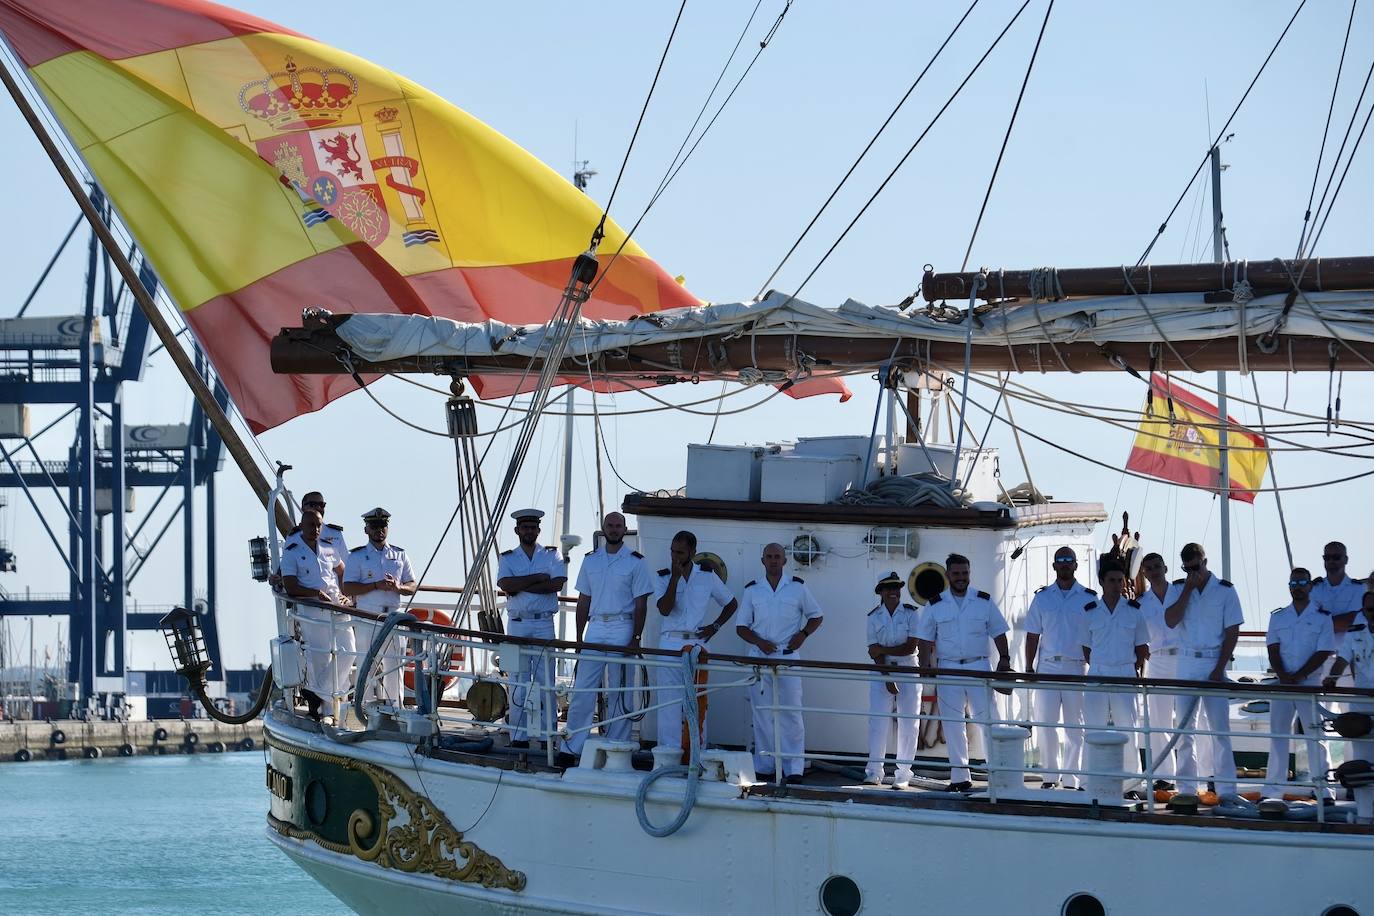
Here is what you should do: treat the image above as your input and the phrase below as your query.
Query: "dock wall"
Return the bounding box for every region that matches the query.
[1,718,265,762]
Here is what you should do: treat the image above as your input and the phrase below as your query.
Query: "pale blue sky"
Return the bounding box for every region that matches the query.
[2,1,1372,669]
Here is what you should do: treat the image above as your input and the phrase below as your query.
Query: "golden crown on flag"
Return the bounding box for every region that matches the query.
[374,106,399,124]
[238,56,359,131]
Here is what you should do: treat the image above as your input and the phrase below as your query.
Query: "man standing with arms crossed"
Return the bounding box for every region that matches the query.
[1136,552,1189,793]
[865,571,920,788]
[1165,542,1244,801]
[565,512,654,760]
[280,508,351,721]
[342,508,418,709]
[916,553,1012,793]
[1023,547,1095,789]
[495,508,566,749]
[736,543,824,784]
[1261,567,1334,802]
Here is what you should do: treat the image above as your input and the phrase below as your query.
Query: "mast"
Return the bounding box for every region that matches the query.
[1210,145,1231,582]
[0,54,291,535]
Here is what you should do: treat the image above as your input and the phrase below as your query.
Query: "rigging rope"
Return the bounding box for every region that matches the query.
[1296,0,1358,258]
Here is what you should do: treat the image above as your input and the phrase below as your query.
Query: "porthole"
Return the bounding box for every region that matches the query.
[1322,906,1359,916]
[819,875,861,916]
[907,562,948,605]
[304,778,329,826]
[1063,893,1105,916]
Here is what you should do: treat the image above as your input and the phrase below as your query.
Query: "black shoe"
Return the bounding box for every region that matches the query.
[784,774,805,785]
[946,780,974,793]
[554,751,579,768]
[1040,781,1059,790]
[508,739,530,750]
[1124,790,1146,801]
[1153,779,1176,791]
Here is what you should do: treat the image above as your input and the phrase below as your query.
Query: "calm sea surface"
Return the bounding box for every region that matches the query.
[0,752,351,915]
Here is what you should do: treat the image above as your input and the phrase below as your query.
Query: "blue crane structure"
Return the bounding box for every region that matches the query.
[0,190,229,704]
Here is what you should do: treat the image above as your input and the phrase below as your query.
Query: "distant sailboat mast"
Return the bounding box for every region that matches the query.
[1210,143,1232,581]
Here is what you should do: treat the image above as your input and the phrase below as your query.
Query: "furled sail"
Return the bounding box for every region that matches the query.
[0,0,698,431]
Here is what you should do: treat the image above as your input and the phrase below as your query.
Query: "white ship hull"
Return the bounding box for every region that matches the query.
[263,713,1373,916]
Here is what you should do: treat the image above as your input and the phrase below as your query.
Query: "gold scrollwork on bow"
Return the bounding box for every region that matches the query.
[267,738,525,892]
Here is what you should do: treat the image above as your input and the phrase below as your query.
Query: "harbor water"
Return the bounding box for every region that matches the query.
[1,751,350,915]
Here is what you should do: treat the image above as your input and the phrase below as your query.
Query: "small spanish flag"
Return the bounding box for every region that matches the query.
[1125,374,1268,504]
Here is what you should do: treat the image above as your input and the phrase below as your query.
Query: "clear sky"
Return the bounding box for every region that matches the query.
[1,0,1372,671]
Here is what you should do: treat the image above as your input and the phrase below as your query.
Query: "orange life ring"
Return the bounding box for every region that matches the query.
[403,608,460,692]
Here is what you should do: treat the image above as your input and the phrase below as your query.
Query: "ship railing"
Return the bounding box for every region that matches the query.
[274,597,1374,823]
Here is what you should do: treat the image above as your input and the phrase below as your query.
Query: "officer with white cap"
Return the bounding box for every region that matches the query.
[652,529,737,759]
[736,542,824,784]
[865,571,920,788]
[565,512,655,758]
[1081,561,1150,769]
[916,553,1012,792]
[496,508,567,748]
[1023,547,1095,789]
[342,508,417,707]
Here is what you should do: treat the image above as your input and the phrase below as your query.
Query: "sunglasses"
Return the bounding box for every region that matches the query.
[1288,578,1310,587]
[1182,563,1202,572]
[304,501,326,509]
[1053,556,1075,564]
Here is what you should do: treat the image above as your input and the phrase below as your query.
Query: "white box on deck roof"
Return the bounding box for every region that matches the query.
[760,453,862,504]
[897,442,1000,502]
[794,434,884,485]
[685,443,780,501]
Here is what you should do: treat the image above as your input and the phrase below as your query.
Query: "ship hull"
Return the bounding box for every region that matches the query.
[263,713,1373,916]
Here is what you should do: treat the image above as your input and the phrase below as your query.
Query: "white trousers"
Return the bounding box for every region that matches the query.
[938,662,991,784]
[750,652,805,778]
[565,618,635,756]
[1174,656,1236,795]
[351,615,403,706]
[654,636,707,751]
[1146,652,1193,784]
[867,680,919,782]
[506,617,557,743]
[1263,682,1331,798]
[1032,659,1085,787]
[296,604,356,705]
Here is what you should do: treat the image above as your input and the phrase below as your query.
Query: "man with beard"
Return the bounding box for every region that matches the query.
[496,508,567,749]
[1261,568,1334,802]
[280,508,351,721]
[564,512,654,759]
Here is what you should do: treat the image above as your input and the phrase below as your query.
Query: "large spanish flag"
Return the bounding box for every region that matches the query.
[0,0,701,431]
[1125,374,1269,503]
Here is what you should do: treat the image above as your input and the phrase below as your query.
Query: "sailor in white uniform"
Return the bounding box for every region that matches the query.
[915,553,1012,792]
[736,543,824,783]
[279,508,352,719]
[342,508,417,708]
[1324,591,1374,822]
[1136,552,1189,791]
[651,530,737,758]
[1082,562,1150,766]
[864,571,920,788]
[1311,541,1364,689]
[566,512,654,758]
[1262,568,1335,800]
[1165,542,1244,798]
[495,508,567,747]
[1023,547,1095,789]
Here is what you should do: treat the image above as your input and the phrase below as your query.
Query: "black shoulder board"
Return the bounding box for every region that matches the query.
[285,542,300,551]
[792,576,805,584]
[326,523,342,531]
[1349,623,1367,632]
[1318,607,1332,615]
[902,603,916,610]
[1035,584,1048,593]
[499,548,513,556]
[631,550,644,559]
[697,561,713,572]
[1314,576,1326,584]
[350,545,366,553]
[867,606,881,616]
[1127,599,1141,609]
[977,590,990,600]
[546,545,559,551]
[1220,579,1234,588]
[657,568,671,577]
[1172,578,1185,585]
[390,545,404,553]
[1270,606,1284,615]
[744,580,757,588]
[929,593,943,604]
[1084,588,1098,596]
[1084,601,1098,611]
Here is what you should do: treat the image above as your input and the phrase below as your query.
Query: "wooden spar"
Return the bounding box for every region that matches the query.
[922,256,1374,302]
[0,56,293,536]
[270,314,1374,376]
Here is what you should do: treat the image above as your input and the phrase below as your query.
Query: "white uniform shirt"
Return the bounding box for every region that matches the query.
[1085,598,1150,668]
[653,565,733,636]
[497,544,567,618]
[343,541,416,615]
[1024,581,1095,661]
[1170,575,1244,652]
[1337,622,1374,689]
[737,576,823,654]
[1311,575,1365,617]
[915,590,1009,661]
[1137,582,1182,650]
[574,548,655,618]
[866,603,920,665]
[1266,603,1335,679]
[281,537,344,598]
